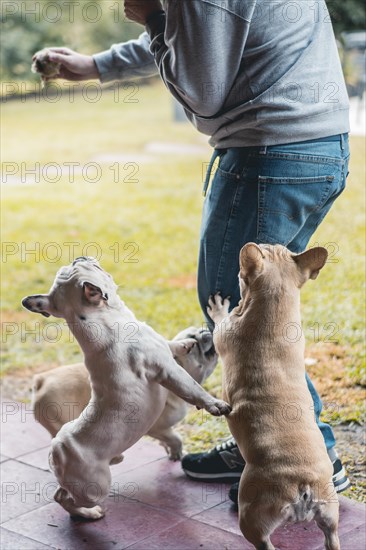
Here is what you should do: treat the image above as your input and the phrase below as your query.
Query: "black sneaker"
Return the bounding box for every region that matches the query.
[181,437,244,481]
[182,437,351,498]
[332,457,351,493]
[227,454,351,505]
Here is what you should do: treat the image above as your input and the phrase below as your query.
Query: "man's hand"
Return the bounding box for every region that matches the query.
[37,48,100,82]
[124,0,163,26]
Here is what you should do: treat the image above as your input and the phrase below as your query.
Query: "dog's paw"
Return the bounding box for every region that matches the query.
[207,293,230,320]
[71,505,105,521]
[177,338,197,355]
[81,505,105,520]
[168,448,183,461]
[89,505,105,520]
[159,440,183,461]
[205,399,232,416]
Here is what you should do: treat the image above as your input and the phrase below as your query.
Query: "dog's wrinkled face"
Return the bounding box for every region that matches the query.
[22,259,218,382]
[22,257,120,320]
[173,326,218,384]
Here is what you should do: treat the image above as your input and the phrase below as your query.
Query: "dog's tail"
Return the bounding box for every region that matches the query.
[32,374,44,392]
[282,484,315,522]
[31,374,45,424]
[295,484,314,521]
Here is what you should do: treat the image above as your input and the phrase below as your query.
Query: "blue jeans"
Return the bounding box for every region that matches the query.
[198,134,350,451]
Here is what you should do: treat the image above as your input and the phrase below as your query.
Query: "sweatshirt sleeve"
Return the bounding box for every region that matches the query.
[93,32,158,83]
[146,0,253,117]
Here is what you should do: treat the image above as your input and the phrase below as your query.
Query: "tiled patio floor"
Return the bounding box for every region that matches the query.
[1,401,365,549]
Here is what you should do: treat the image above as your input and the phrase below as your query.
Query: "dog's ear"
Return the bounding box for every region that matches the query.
[292,247,328,281]
[239,243,264,282]
[168,338,197,358]
[83,282,108,304]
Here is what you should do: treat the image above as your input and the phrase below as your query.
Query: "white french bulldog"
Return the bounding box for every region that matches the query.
[22,257,230,520]
[32,326,218,460]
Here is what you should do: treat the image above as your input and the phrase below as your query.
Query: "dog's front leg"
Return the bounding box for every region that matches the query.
[149,427,183,461]
[152,358,231,417]
[207,294,230,326]
[54,487,105,520]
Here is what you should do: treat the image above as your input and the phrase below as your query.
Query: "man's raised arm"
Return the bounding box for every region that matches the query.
[46,33,158,83]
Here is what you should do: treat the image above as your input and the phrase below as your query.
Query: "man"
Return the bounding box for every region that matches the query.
[46,0,351,502]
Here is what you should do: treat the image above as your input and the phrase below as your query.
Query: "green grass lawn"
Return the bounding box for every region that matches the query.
[1,80,365,476]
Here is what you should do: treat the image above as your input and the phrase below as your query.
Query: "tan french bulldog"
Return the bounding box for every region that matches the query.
[207,243,339,550]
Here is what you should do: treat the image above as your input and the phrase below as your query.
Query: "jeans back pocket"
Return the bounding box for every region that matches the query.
[257,171,338,246]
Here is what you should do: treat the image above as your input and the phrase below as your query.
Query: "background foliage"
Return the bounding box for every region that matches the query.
[0,0,141,79]
[1,0,365,80]
[329,0,366,36]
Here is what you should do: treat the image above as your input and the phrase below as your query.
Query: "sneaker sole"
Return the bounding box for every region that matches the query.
[333,465,351,493]
[183,469,242,481]
[334,477,351,493]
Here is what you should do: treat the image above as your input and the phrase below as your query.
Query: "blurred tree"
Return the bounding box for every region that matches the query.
[0,0,142,80]
[0,2,62,80]
[326,0,365,36]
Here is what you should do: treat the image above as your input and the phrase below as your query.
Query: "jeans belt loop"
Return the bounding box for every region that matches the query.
[203,149,220,197]
[259,146,267,155]
[340,133,345,151]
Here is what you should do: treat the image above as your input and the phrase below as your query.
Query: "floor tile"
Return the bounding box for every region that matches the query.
[338,496,366,533]
[270,521,334,550]
[0,527,54,549]
[110,437,168,477]
[271,496,366,549]
[2,405,365,550]
[17,436,167,475]
[313,524,366,550]
[330,525,366,550]
[193,499,241,535]
[2,498,183,550]
[0,400,50,458]
[126,517,249,549]
[17,446,50,471]
[194,495,366,550]
[0,460,55,523]
[112,458,230,517]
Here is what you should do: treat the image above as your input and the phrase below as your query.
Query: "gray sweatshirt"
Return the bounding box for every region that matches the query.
[93,0,349,148]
